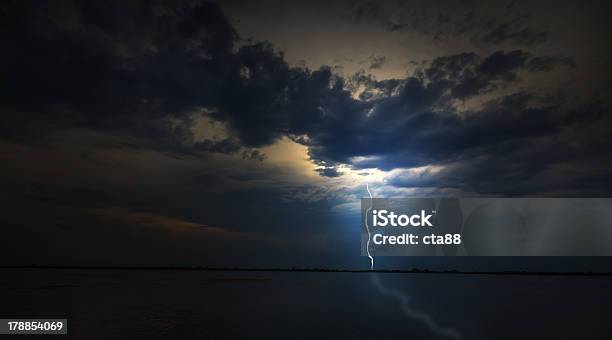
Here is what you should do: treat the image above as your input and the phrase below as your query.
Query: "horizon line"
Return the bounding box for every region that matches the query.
[2,265,612,277]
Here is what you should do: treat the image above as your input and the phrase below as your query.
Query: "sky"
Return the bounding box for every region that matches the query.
[1,0,612,270]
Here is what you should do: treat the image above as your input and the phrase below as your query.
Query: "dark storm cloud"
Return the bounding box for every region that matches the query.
[1,1,285,154]
[294,51,608,194]
[1,0,233,148]
[208,47,582,189]
[423,50,540,99]
[296,50,580,166]
[241,149,267,161]
[475,22,549,47]
[316,167,342,177]
[359,55,387,70]
[212,57,372,147]
[349,0,551,47]
[282,46,603,194]
[526,55,576,72]
[1,2,356,150]
[2,0,610,195]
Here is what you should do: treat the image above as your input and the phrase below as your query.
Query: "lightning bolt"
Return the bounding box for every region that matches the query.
[364,183,460,338]
[365,182,374,270]
[370,273,461,339]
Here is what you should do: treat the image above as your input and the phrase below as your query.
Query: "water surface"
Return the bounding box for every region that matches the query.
[1,269,611,339]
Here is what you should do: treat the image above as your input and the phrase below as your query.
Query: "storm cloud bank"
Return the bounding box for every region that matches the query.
[2,0,611,195]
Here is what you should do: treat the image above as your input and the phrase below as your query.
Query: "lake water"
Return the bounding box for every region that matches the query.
[1,269,611,339]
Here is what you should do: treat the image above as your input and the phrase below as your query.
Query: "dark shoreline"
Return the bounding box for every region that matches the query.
[2,265,612,277]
